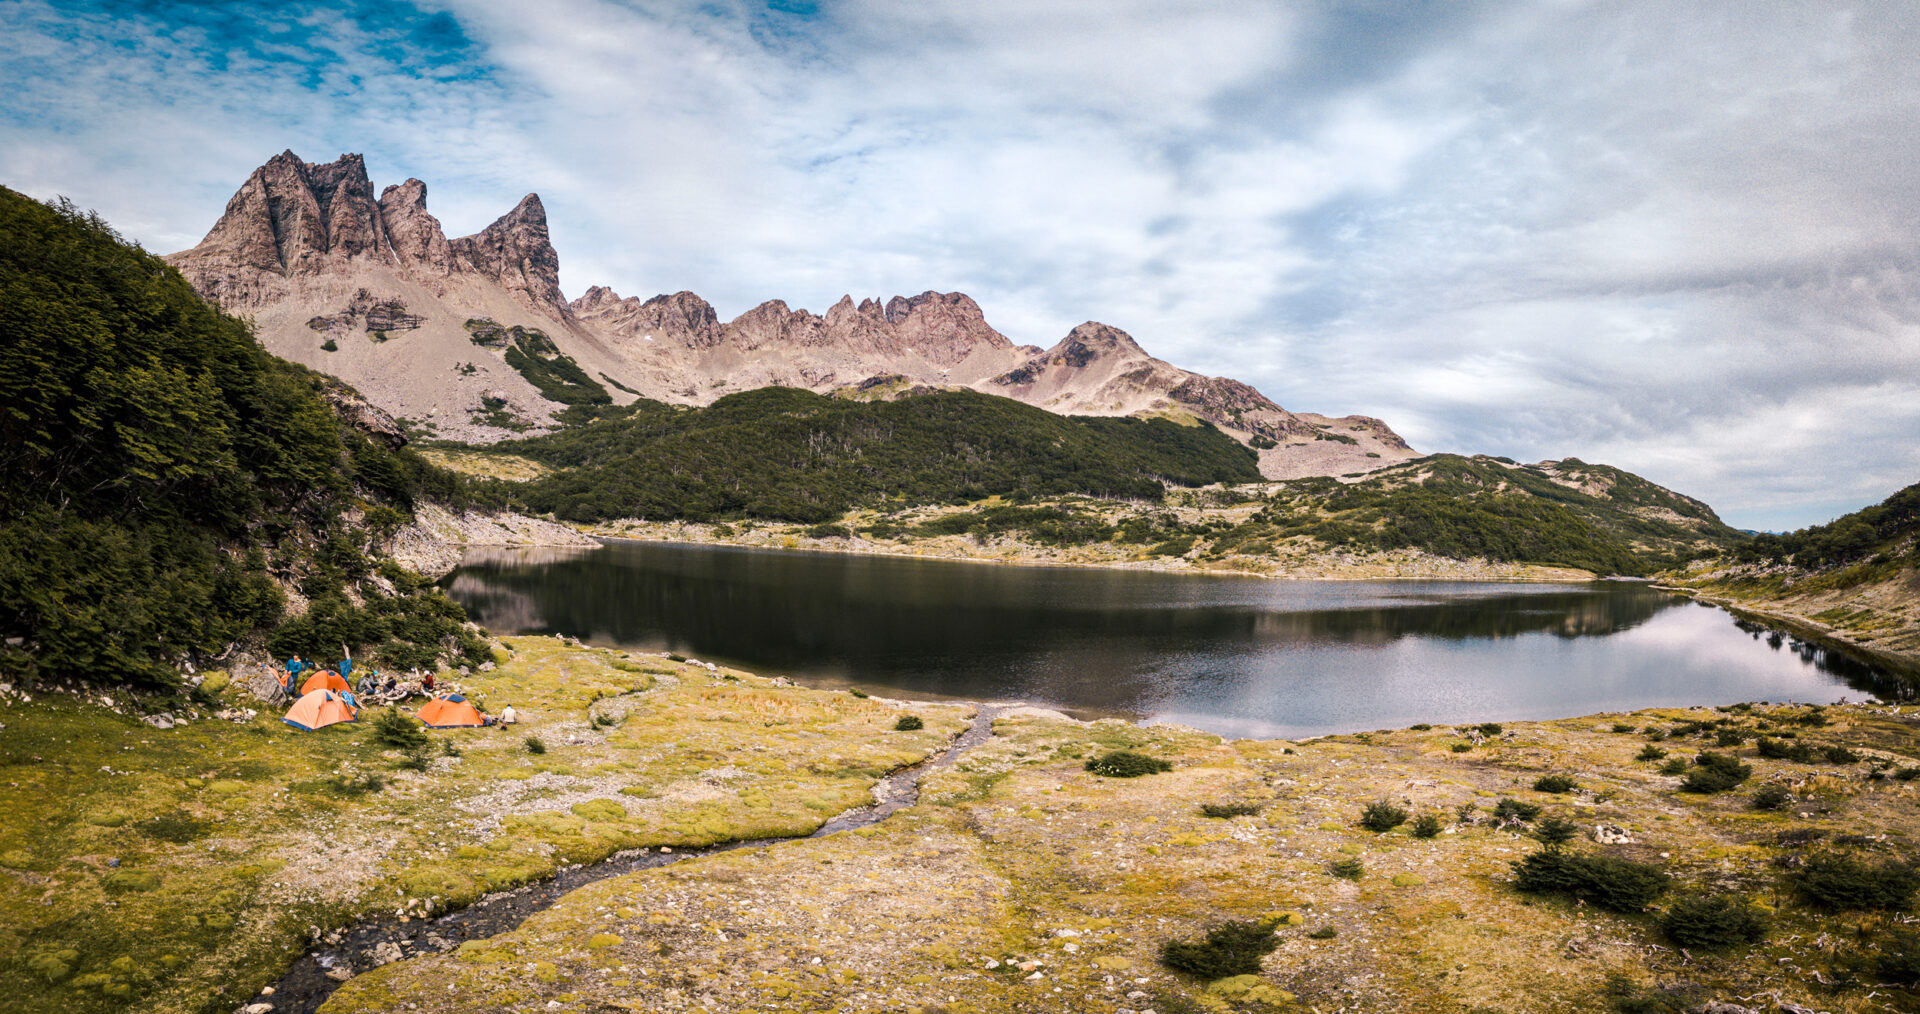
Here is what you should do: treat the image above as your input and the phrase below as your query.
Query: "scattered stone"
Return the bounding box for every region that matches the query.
[1593,824,1634,844]
[240,1004,274,1014]
[325,967,353,982]
[142,713,176,730]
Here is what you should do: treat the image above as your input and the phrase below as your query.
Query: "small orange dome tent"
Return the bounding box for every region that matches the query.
[417,697,487,728]
[301,670,348,695]
[284,689,358,731]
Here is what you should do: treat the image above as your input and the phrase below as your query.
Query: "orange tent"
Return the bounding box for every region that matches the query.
[284,689,358,731]
[417,697,487,728]
[301,670,348,695]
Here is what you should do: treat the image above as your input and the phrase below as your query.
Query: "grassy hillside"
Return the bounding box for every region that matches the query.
[0,188,485,685]
[1251,455,1744,576]
[1676,480,1920,667]
[466,386,1264,523]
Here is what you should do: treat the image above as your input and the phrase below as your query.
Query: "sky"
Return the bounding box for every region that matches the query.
[3,0,1917,531]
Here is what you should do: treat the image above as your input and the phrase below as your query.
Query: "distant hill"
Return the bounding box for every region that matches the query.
[0,187,489,685]
[1678,481,1920,668]
[462,386,1264,523]
[1256,454,1745,576]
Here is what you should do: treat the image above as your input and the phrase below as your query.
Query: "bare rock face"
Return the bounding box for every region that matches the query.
[168,151,565,319]
[448,194,565,314]
[378,178,452,273]
[317,381,408,450]
[571,288,725,348]
[884,291,1017,366]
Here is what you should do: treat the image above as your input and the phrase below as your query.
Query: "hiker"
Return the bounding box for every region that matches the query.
[287,654,305,680]
[338,655,353,684]
[499,704,517,726]
[421,671,436,693]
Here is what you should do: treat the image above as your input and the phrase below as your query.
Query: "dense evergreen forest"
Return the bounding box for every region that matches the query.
[0,188,486,686]
[484,387,1264,523]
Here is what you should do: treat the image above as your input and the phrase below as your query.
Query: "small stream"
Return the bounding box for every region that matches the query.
[252,704,1007,1014]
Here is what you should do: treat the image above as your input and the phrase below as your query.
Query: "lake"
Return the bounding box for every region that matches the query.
[443,539,1906,738]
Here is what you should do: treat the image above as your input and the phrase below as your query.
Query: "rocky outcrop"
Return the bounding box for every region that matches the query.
[448,194,565,315]
[168,151,565,319]
[317,381,408,450]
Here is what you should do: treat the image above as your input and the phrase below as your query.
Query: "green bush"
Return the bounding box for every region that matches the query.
[1512,851,1669,912]
[1679,752,1750,793]
[1751,784,1793,811]
[805,523,852,539]
[394,743,434,772]
[1822,745,1861,764]
[894,715,923,731]
[1636,745,1668,761]
[1493,798,1541,823]
[1359,799,1409,833]
[371,706,428,750]
[1200,802,1262,819]
[1658,895,1768,950]
[1306,926,1337,939]
[1876,929,1920,985]
[1794,852,1920,910]
[525,736,547,755]
[1411,814,1443,839]
[1450,742,1472,753]
[1533,774,1578,793]
[1084,751,1172,778]
[1477,723,1503,737]
[1611,722,1636,733]
[1330,857,1364,880]
[1158,918,1280,978]
[1658,759,1688,776]
[1531,816,1580,850]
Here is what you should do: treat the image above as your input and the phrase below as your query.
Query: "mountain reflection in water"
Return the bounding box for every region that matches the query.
[445,540,1901,738]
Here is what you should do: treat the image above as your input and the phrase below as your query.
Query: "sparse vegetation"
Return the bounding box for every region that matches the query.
[525,735,548,755]
[894,715,924,731]
[1359,799,1409,833]
[1411,814,1443,839]
[1658,895,1768,950]
[1532,774,1578,793]
[1200,802,1262,819]
[1678,752,1751,794]
[1793,852,1920,910]
[1330,857,1365,880]
[1084,750,1172,778]
[1158,918,1281,979]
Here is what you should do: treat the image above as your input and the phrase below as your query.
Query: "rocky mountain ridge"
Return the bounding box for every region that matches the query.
[166,150,1415,475]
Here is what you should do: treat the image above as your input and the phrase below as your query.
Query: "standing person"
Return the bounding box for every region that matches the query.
[338,653,353,686]
[283,655,304,701]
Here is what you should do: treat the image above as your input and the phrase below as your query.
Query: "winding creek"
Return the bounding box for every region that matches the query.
[255,705,1008,1014]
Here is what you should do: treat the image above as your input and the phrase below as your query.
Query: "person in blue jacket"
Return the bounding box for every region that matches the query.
[339,655,353,684]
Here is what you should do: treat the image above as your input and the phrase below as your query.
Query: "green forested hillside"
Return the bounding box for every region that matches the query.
[0,189,485,685]
[483,387,1263,523]
[1256,455,1745,575]
[1738,481,1920,570]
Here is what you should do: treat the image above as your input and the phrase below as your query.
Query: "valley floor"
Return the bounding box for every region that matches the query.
[7,637,1920,1014]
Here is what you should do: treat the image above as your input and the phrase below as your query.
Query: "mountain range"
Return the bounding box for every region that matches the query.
[165,151,1414,479]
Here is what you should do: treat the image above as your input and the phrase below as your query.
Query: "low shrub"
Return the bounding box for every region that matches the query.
[1751,784,1793,811]
[394,743,434,772]
[1512,851,1669,912]
[894,715,923,731]
[1531,816,1580,850]
[1200,802,1262,819]
[1158,918,1280,978]
[805,523,853,539]
[1409,723,1432,731]
[1822,745,1862,764]
[1411,814,1443,839]
[1877,929,1920,985]
[1679,752,1751,793]
[849,688,870,699]
[1493,798,1542,823]
[1330,857,1364,880]
[1533,774,1578,794]
[525,736,547,755]
[1643,727,1667,741]
[1636,745,1668,761]
[1794,852,1920,910]
[1659,895,1768,950]
[1714,729,1747,747]
[1450,742,1472,753]
[1360,800,1409,833]
[1477,722,1504,737]
[1755,736,1816,762]
[1085,751,1172,778]
[1603,973,1707,1014]
[1306,926,1337,939]
[371,706,429,750]
[1658,759,1688,776]
[1611,723,1636,734]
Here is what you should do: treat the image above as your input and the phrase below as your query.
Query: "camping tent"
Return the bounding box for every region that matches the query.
[301,671,349,695]
[284,689,358,730]
[417,697,487,728]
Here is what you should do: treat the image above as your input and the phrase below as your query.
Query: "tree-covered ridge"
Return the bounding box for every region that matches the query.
[476,386,1263,523]
[1253,454,1745,576]
[1739,481,1920,570]
[0,188,485,685]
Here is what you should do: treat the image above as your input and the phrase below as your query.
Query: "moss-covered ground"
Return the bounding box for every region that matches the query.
[331,699,1920,1013]
[0,637,965,1014]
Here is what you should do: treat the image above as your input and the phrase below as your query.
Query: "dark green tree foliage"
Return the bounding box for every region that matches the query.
[490,387,1261,523]
[1084,751,1173,777]
[1359,799,1409,832]
[0,189,479,684]
[1679,752,1752,794]
[1512,851,1670,912]
[1658,895,1768,950]
[1159,918,1281,978]
[1738,481,1920,569]
[1793,852,1920,910]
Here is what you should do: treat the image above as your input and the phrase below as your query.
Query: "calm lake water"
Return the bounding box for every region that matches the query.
[444,540,1906,739]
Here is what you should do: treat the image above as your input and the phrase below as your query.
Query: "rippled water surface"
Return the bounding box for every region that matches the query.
[445,540,1902,738]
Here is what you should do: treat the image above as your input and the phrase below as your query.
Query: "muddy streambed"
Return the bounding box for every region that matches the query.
[250,704,1007,1014]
